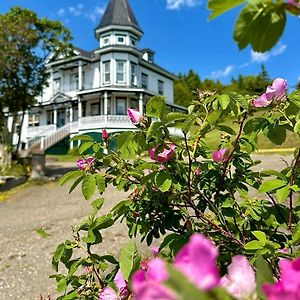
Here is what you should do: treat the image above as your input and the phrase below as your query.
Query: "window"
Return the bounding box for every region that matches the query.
[148,53,153,63]
[102,35,110,47]
[91,103,100,116]
[131,37,137,47]
[141,73,148,89]
[53,78,61,93]
[158,80,164,95]
[47,111,54,125]
[116,34,126,44]
[70,74,78,90]
[103,61,110,84]
[116,98,126,115]
[116,60,126,83]
[28,113,40,127]
[131,63,137,86]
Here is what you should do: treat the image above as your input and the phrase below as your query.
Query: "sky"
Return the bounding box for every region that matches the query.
[1,0,300,88]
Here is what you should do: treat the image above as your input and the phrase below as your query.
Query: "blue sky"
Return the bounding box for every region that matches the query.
[1,0,300,88]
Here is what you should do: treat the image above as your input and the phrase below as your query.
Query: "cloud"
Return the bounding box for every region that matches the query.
[84,6,105,23]
[210,65,235,79]
[166,0,202,10]
[250,43,287,64]
[56,4,105,23]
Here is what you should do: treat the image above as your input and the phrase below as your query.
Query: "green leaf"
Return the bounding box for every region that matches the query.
[217,125,236,135]
[54,243,65,262]
[208,0,246,19]
[207,110,222,125]
[234,3,286,52]
[146,121,162,141]
[259,179,286,193]
[95,174,106,194]
[69,175,84,194]
[78,141,94,154]
[294,120,300,134]
[165,264,210,299]
[276,186,290,203]
[255,255,275,300]
[166,112,187,123]
[292,224,300,245]
[70,134,94,142]
[57,277,67,293]
[260,170,287,181]
[91,198,104,211]
[217,94,230,110]
[146,96,167,120]
[36,228,51,238]
[267,124,287,145]
[252,231,267,245]
[155,171,172,192]
[59,170,83,185]
[82,229,97,244]
[244,240,263,250]
[81,174,96,200]
[119,241,139,281]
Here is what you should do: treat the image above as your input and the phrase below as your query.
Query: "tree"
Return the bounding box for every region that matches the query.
[0,7,72,162]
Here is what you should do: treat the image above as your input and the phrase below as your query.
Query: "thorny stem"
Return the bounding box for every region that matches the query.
[214,113,248,202]
[288,148,300,230]
[267,192,289,229]
[184,132,192,199]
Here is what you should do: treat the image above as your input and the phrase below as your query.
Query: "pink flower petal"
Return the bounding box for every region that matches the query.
[221,255,256,299]
[127,108,142,125]
[174,234,219,291]
[98,287,118,300]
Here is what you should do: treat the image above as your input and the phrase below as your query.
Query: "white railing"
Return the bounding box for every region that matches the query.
[79,115,134,129]
[26,124,56,138]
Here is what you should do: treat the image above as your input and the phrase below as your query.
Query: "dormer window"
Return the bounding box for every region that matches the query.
[131,37,137,47]
[116,34,126,45]
[102,35,110,47]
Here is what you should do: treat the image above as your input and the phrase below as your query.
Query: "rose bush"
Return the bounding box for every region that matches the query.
[47,77,300,300]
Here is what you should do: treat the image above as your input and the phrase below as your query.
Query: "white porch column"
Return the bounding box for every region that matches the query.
[139,93,144,115]
[53,107,57,127]
[78,97,82,119]
[69,105,73,123]
[50,70,54,96]
[78,61,83,90]
[104,92,108,123]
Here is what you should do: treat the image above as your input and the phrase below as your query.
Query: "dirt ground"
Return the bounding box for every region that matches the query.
[0,154,293,299]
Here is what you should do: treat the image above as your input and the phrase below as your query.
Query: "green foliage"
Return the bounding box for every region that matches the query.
[53,90,300,299]
[208,0,299,52]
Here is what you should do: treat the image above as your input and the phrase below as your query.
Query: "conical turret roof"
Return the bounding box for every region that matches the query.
[96,0,142,32]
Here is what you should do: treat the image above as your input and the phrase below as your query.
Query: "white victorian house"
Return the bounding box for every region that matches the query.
[8,0,184,154]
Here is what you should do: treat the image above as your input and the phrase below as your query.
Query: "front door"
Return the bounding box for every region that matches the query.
[57,109,66,128]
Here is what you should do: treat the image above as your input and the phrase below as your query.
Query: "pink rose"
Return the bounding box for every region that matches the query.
[102,129,108,140]
[132,258,176,300]
[212,148,230,163]
[76,157,95,171]
[221,256,256,300]
[253,78,287,107]
[149,144,175,163]
[263,257,300,300]
[194,167,201,176]
[127,108,143,125]
[174,233,220,291]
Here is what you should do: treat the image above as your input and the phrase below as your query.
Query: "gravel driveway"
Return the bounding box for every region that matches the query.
[0,154,293,299]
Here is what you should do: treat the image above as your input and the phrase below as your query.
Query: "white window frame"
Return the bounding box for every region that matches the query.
[103,61,111,84]
[116,34,126,45]
[141,73,148,89]
[116,60,126,84]
[158,80,164,95]
[53,77,61,93]
[131,62,137,86]
[102,35,110,47]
